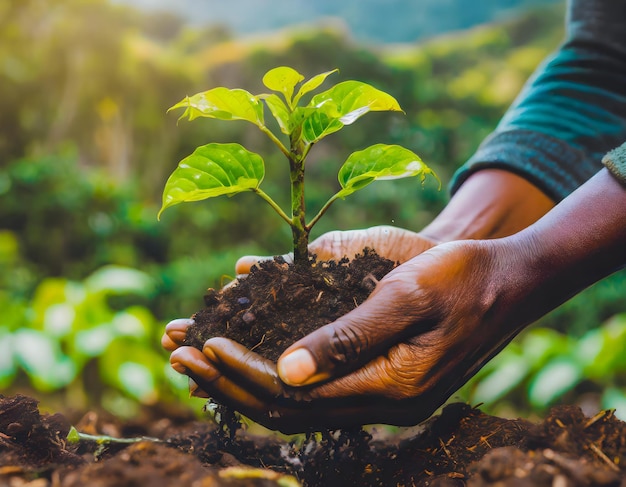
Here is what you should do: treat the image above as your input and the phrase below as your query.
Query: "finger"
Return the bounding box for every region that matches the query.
[309,226,434,263]
[162,334,178,352]
[202,337,284,397]
[277,265,429,386]
[304,338,442,400]
[174,343,436,432]
[235,253,293,275]
[170,346,221,383]
[367,226,435,263]
[162,318,194,351]
[188,379,209,398]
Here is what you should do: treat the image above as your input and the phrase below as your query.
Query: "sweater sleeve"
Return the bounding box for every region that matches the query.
[603,141,626,185]
[449,0,626,202]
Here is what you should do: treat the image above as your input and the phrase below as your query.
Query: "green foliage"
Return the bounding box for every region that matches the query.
[461,313,626,419]
[161,67,437,264]
[0,265,191,413]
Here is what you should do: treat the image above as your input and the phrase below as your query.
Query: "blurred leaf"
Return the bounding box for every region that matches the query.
[0,292,28,332]
[159,143,265,218]
[43,303,76,338]
[100,338,164,404]
[528,357,582,408]
[0,327,16,388]
[472,352,530,404]
[578,314,626,378]
[520,327,569,367]
[31,279,78,329]
[74,324,116,357]
[0,230,19,263]
[112,307,152,338]
[117,362,157,404]
[602,388,626,421]
[13,329,76,391]
[85,265,155,296]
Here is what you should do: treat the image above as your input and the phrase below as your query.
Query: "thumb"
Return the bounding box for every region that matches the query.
[277,271,421,386]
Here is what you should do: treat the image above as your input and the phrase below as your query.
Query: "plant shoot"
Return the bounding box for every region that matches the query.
[159,66,438,266]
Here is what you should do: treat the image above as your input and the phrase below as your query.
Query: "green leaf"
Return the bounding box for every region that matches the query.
[67,426,81,444]
[602,388,626,418]
[528,357,582,408]
[301,81,403,144]
[100,338,163,403]
[293,69,338,105]
[85,265,155,296]
[336,144,435,198]
[13,329,76,391]
[159,143,264,218]
[262,66,304,107]
[262,93,292,134]
[471,352,530,404]
[0,327,16,388]
[169,87,264,126]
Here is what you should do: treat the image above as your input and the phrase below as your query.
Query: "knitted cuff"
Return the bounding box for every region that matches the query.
[602,141,626,186]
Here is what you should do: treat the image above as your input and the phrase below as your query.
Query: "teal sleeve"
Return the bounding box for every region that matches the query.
[450,0,626,202]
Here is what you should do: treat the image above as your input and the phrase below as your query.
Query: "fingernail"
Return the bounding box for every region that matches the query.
[278,348,316,386]
[188,379,209,398]
[171,360,186,374]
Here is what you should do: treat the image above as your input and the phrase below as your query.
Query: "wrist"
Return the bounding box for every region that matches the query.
[421,169,555,242]
[503,168,626,318]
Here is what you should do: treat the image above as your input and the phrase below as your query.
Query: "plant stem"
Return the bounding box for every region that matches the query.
[259,125,291,159]
[67,426,161,445]
[290,161,309,266]
[307,193,341,231]
[252,188,293,226]
[289,138,310,267]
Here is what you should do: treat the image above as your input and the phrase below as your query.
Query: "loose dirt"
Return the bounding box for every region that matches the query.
[2,394,626,486]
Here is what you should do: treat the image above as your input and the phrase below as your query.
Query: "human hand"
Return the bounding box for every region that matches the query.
[163,237,539,433]
[234,225,437,275]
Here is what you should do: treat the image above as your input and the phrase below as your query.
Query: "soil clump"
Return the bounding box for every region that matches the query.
[185,249,396,361]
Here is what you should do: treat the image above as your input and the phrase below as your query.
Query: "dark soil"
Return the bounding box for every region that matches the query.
[2,394,626,486]
[5,253,625,486]
[185,249,397,361]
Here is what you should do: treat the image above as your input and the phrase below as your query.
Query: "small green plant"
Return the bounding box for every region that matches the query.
[159,66,438,266]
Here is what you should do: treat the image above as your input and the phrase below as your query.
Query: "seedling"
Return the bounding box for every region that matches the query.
[159,66,438,266]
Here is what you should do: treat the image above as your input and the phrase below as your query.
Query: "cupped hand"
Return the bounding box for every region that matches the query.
[163,236,541,433]
[234,225,438,275]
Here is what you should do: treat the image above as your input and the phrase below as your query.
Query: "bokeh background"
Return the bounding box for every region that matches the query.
[1,0,625,422]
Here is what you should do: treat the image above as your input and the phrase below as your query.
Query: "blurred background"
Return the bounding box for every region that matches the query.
[1,0,625,423]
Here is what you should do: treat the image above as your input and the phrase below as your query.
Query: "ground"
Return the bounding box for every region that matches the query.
[4,255,625,486]
[1,394,626,487]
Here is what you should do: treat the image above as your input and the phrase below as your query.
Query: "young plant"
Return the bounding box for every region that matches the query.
[159,66,438,266]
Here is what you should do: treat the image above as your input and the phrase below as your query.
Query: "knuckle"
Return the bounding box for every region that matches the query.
[327,325,369,367]
[381,345,429,400]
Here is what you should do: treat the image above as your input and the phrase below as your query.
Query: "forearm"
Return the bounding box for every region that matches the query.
[421,169,555,242]
[509,168,626,324]
[451,0,626,202]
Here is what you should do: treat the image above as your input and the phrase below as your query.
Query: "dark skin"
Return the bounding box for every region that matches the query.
[163,168,626,434]
[162,168,557,431]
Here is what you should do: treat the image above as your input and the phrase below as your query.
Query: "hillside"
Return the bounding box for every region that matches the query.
[115,0,564,44]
